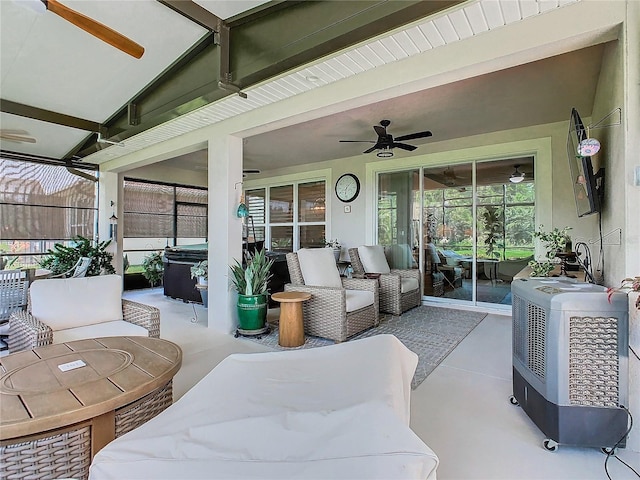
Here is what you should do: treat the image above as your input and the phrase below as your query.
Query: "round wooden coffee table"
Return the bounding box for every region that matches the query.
[271,291,312,347]
[0,336,182,480]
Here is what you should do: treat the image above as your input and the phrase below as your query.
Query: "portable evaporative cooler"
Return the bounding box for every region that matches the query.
[510,278,629,451]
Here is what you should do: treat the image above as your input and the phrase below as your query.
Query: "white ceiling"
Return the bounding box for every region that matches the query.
[0,0,609,175]
[0,0,267,158]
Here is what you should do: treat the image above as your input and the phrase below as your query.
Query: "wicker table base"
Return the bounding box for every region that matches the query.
[0,337,182,480]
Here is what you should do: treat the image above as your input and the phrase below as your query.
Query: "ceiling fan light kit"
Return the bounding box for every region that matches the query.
[509,165,525,183]
[377,149,393,158]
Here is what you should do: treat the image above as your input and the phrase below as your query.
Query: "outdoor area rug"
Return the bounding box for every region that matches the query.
[242,305,487,389]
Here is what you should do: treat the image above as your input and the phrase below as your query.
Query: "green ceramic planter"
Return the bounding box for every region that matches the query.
[237,294,268,331]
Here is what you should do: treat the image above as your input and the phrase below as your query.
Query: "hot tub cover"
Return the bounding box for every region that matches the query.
[89,334,439,479]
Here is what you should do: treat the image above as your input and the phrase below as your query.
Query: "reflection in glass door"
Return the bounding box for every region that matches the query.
[420,159,535,306]
[377,170,420,271]
[423,164,473,301]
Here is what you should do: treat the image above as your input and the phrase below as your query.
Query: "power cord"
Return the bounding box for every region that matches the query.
[574,241,596,283]
[604,406,639,479]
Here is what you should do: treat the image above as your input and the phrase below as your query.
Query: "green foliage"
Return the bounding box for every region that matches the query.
[39,236,115,276]
[0,254,18,270]
[533,225,572,261]
[480,205,504,260]
[142,251,164,286]
[230,249,273,296]
[190,260,208,280]
[123,254,130,273]
[528,259,555,277]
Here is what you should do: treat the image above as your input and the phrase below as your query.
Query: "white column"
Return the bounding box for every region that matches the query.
[207,134,244,333]
[98,171,122,274]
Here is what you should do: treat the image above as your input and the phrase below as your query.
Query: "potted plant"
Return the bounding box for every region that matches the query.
[325,238,341,262]
[40,236,115,277]
[190,260,208,286]
[528,225,571,277]
[229,249,273,334]
[190,260,208,307]
[142,251,164,287]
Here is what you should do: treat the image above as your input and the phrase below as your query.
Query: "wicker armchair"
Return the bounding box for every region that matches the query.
[349,246,421,316]
[284,250,379,343]
[8,275,160,353]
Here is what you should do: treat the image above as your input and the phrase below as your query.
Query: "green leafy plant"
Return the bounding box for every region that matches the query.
[142,251,164,287]
[0,253,18,270]
[39,236,115,276]
[527,259,555,277]
[229,249,273,296]
[481,206,504,260]
[190,260,208,280]
[534,225,572,261]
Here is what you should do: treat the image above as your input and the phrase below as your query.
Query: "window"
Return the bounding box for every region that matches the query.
[123,178,207,266]
[245,179,326,253]
[0,158,97,267]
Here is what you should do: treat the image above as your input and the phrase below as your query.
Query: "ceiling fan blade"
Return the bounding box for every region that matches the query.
[373,125,387,137]
[395,130,432,142]
[392,142,417,151]
[243,169,261,174]
[66,167,98,182]
[0,133,36,143]
[424,173,450,187]
[363,145,380,154]
[45,0,145,59]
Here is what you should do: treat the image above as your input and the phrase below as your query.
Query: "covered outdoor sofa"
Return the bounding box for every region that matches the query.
[90,334,439,479]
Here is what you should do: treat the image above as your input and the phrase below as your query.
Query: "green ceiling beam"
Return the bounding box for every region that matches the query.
[76,0,463,158]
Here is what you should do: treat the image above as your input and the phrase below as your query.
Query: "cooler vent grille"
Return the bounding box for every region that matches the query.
[512,294,526,363]
[569,316,619,407]
[526,303,546,381]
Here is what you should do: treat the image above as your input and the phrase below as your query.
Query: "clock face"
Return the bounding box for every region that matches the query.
[335,173,360,203]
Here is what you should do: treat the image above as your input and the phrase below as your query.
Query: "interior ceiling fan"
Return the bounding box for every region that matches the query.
[340,119,432,157]
[0,129,36,144]
[243,169,260,177]
[20,0,144,58]
[425,167,468,188]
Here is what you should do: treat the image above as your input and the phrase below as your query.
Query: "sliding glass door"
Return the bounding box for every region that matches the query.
[388,158,535,307]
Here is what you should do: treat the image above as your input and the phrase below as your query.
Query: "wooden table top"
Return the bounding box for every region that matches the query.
[0,336,182,440]
[271,291,312,303]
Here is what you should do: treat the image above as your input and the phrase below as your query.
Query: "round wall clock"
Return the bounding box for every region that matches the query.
[335,173,360,203]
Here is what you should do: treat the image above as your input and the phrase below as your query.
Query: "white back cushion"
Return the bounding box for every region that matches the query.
[357,245,391,274]
[296,248,342,288]
[30,275,124,331]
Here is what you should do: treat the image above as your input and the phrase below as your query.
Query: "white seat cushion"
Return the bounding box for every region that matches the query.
[357,245,391,274]
[345,289,374,312]
[297,248,342,288]
[30,275,123,331]
[53,320,148,344]
[400,277,419,294]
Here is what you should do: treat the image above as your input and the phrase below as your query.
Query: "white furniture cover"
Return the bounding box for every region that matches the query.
[90,334,439,479]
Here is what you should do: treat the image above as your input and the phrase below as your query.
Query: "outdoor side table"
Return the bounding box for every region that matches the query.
[271,291,312,347]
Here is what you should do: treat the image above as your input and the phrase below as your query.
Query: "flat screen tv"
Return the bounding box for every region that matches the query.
[567,108,604,217]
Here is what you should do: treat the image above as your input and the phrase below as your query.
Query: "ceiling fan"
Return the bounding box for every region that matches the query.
[340,119,432,157]
[425,167,468,188]
[243,169,260,177]
[0,129,36,144]
[20,0,144,58]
